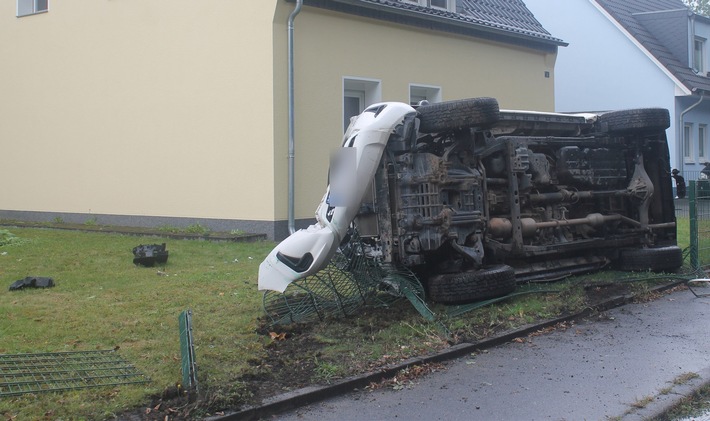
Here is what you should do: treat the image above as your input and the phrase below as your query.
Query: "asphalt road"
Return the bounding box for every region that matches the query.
[272,287,710,421]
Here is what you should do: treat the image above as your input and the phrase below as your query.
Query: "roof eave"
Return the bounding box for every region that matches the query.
[591,0,693,96]
[297,0,568,50]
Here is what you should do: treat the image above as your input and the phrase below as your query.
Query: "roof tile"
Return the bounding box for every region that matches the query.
[356,0,565,45]
[597,0,710,92]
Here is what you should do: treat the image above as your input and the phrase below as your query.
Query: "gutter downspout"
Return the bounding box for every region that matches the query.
[679,90,706,171]
[287,0,303,235]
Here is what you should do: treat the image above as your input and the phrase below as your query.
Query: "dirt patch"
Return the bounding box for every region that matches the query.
[116,280,684,420]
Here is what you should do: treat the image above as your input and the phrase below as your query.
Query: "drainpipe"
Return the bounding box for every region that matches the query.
[287,0,303,235]
[678,90,705,171]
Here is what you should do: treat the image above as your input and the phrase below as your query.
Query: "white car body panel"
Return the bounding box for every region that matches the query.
[258,102,416,292]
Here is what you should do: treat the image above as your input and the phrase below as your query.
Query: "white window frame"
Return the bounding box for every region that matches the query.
[694,37,706,74]
[400,0,455,12]
[684,123,695,163]
[409,84,442,106]
[342,77,381,133]
[700,124,707,161]
[17,0,48,17]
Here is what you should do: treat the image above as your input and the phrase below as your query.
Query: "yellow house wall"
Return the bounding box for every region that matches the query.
[286,7,557,218]
[0,0,279,221]
[1,1,557,230]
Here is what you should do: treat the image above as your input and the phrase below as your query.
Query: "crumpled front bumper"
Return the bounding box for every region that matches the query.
[258,101,416,292]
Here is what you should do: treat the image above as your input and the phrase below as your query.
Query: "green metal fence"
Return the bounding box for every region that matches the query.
[0,350,148,397]
[688,180,710,272]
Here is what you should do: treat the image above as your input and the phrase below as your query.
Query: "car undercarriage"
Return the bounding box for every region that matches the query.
[260,98,682,305]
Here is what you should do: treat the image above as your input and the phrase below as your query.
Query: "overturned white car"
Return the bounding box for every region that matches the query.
[260,97,681,304]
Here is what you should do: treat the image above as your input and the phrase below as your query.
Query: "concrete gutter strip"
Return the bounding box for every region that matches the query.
[0,221,266,242]
[210,281,691,421]
[623,366,710,421]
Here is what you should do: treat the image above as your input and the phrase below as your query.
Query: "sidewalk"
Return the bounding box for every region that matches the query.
[263,287,710,420]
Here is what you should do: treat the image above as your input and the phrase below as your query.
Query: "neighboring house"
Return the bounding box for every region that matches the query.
[524,0,710,179]
[1,0,564,240]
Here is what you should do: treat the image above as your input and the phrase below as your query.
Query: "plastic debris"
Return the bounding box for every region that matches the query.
[132,243,169,267]
[9,277,55,291]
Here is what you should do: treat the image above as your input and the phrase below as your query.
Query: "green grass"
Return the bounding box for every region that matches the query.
[0,218,703,420]
[653,382,710,421]
[0,228,272,419]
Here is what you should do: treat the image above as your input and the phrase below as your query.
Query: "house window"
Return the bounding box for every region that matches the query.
[684,124,694,162]
[343,78,381,133]
[400,0,455,12]
[428,0,450,10]
[344,90,365,132]
[700,124,707,160]
[694,37,705,74]
[17,0,48,17]
[409,84,442,106]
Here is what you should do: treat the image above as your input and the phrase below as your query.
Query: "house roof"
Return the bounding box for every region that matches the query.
[596,0,710,94]
[458,0,560,42]
[301,0,566,50]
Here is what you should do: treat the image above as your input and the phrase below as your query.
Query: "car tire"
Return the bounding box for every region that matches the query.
[616,246,683,272]
[417,97,500,133]
[597,108,670,134]
[427,264,516,305]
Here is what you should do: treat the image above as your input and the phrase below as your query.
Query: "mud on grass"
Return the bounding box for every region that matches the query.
[236,279,681,403]
[118,278,681,419]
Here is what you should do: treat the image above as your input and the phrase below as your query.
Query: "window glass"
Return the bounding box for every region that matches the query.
[343,78,381,133]
[344,91,364,133]
[700,125,707,160]
[17,0,33,16]
[409,85,442,106]
[694,38,705,73]
[17,0,48,17]
[685,124,693,161]
[429,0,449,9]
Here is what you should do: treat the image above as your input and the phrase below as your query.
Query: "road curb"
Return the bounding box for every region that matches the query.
[210,280,688,420]
[621,366,710,421]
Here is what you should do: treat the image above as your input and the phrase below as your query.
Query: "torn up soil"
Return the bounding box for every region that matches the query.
[118,280,686,420]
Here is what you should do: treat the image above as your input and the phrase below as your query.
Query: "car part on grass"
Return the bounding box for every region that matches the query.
[132,243,168,267]
[179,309,198,396]
[260,97,680,309]
[8,276,54,291]
[0,350,149,397]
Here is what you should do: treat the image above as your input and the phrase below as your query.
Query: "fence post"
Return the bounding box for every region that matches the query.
[690,180,699,271]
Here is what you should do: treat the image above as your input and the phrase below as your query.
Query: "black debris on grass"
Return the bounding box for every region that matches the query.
[132,243,169,267]
[9,277,55,291]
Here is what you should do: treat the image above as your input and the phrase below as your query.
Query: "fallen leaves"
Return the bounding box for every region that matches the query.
[269,332,287,341]
[366,363,445,391]
[528,321,574,338]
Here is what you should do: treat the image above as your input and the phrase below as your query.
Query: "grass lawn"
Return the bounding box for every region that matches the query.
[0,227,273,419]
[0,217,699,420]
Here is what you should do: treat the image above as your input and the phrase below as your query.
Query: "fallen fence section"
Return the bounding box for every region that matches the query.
[0,350,149,397]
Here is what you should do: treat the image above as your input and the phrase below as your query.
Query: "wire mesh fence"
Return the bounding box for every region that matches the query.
[686,180,710,296]
[262,231,432,326]
[0,350,149,397]
[688,181,710,271]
